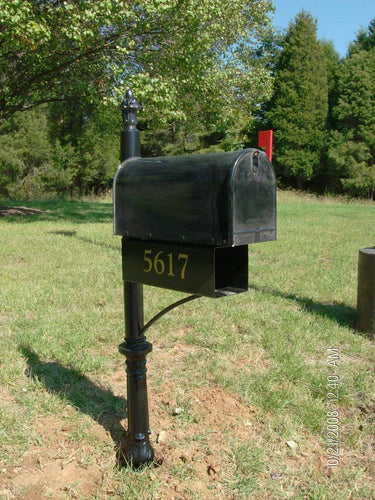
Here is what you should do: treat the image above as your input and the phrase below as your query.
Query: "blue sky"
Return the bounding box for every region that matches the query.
[272,0,374,57]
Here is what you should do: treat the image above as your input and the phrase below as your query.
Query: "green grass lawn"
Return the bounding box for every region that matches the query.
[0,192,374,499]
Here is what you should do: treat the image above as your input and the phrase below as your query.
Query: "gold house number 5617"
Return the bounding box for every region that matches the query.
[143,250,189,280]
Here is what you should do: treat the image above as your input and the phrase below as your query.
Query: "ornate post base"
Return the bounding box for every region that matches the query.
[118,337,154,467]
[119,430,154,467]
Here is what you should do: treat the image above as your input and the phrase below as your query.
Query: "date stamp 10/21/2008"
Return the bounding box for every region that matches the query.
[326,347,340,469]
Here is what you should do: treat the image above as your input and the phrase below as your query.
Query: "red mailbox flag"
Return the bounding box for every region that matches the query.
[258,130,273,162]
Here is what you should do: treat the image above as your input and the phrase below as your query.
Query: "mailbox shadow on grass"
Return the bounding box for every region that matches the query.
[20,345,128,464]
[250,285,357,330]
[49,230,120,253]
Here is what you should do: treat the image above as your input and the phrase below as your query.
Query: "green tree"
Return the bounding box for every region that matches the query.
[0,109,75,199]
[72,105,120,195]
[47,99,120,195]
[0,0,274,125]
[265,11,329,189]
[349,18,375,53]
[328,31,375,198]
[1,0,275,197]
[320,40,340,127]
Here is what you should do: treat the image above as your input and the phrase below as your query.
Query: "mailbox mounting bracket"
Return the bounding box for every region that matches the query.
[138,294,200,337]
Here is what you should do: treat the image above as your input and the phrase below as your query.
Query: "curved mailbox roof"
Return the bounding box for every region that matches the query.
[113,148,276,247]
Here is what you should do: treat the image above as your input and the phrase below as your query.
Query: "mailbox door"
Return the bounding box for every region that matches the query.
[232,150,276,245]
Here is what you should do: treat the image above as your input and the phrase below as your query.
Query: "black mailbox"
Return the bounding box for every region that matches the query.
[114,149,275,246]
[113,149,276,298]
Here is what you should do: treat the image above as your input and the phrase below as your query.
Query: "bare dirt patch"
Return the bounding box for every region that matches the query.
[1,340,263,499]
[149,384,259,499]
[0,338,360,499]
[0,206,50,217]
[0,410,107,499]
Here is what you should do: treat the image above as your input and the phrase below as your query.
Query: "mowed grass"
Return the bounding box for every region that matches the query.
[0,191,374,499]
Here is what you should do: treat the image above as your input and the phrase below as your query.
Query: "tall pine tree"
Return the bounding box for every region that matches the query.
[328,20,375,198]
[266,11,329,189]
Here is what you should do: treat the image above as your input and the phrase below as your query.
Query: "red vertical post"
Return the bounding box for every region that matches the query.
[258,130,273,162]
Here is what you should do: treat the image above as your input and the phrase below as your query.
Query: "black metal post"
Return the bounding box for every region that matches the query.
[118,90,154,466]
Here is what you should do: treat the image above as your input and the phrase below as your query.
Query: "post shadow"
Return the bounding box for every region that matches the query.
[48,230,120,252]
[19,345,131,466]
[249,284,358,330]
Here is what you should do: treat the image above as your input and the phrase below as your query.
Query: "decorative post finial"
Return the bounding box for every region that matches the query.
[121,89,142,129]
[120,89,141,161]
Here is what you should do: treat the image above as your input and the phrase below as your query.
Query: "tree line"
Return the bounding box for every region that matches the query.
[0,2,373,199]
[267,12,375,199]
